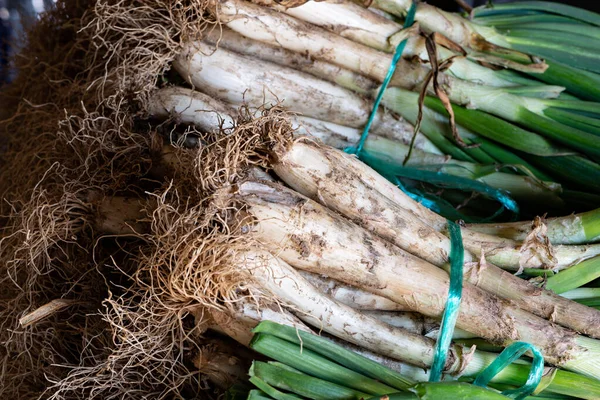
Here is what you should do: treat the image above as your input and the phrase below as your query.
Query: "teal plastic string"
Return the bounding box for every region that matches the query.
[384,165,519,218]
[335,0,540,388]
[473,342,545,400]
[428,220,464,382]
[346,1,417,156]
[390,176,477,222]
[427,225,544,391]
[360,150,520,221]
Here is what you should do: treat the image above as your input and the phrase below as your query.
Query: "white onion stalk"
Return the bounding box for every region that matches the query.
[270,140,600,339]
[147,86,356,150]
[266,0,556,91]
[209,0,591,155]
[209,0,429,88]
[145,87,594,267]
[203,27,378,97]
[366,0,550,74]
[201,27,567,167]
[249,253,576,392]
[201,254,458,359]
[88,194,600,393]
[173,41,439,154]
[147,86,364,150]
[460,229,600,272]
[298,271,408,311]
[367,0,513,54]
[148,86,237,132]
[198,279,439,383]
[205,290,437,383]
[238,249,517,378]
[467,209,600,245]
[239,249,464,371]
[301,273,515,345]
[266,139,568,272]
[333,340,433,383]
[205,262,519,387]
[233,179,600,378]
[146,86,420,161]
[148,86,563,206]
[208,297,310,347]
[362,310,477,340]
[333,133,563,207]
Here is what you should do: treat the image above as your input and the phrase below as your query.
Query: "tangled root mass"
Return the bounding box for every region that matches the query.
[0,0,295,398]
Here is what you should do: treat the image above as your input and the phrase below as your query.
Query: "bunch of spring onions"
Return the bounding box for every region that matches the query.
[126,0,600,397]
[93,131,600,399]
[161,0,600,221]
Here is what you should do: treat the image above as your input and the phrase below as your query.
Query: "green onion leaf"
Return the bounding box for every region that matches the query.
[252,321,415,391]
[250,333,397,395]
[473,2,600,27]
[250,361,369,400]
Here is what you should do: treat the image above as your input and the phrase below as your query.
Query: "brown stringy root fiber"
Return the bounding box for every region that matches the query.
[0,0,293,397]
[38,108,293,399]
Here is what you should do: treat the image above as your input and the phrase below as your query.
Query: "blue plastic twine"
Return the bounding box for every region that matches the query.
[344,0,518,222]
[429,223,544,399]
[346,1,418,156]
[340,0,541,393]
[474,342,545,399]
[358,150,520,222]
[428,220,464,382]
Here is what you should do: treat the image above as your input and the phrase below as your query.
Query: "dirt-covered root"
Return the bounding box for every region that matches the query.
[0,0,301,394]
[0,177,99,397]
[131,105,296,312]
[43,288,208,400]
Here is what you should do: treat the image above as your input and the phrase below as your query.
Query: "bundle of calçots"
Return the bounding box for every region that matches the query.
[161,0,600,221]
[115,0,600,398]
[8,0,600,398]
[95,135,600,399]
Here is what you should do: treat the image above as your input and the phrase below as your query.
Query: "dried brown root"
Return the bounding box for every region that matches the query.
[44,289,205,400]
[40,107,294,398]
[18,299,80,328]
[0,0,222,397]
[0,0,347,396]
